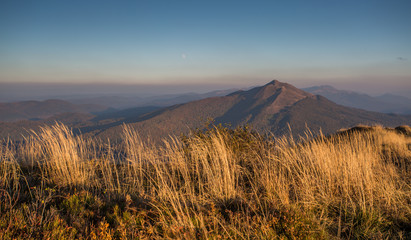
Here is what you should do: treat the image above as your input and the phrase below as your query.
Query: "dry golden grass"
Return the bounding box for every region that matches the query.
[0,123,410,239]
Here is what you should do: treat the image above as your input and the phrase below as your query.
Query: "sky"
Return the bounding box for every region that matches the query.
[1,0,411,98]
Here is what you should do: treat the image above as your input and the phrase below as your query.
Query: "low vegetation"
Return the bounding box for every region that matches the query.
[0,123,410,239]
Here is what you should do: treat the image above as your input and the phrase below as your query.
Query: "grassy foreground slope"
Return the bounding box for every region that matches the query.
[1,123,410,239]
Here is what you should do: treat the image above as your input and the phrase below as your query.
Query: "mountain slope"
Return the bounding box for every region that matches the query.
[270,95,411,136]
[96,80,411,140]
[303,85,411,114]
[95,94,241,140]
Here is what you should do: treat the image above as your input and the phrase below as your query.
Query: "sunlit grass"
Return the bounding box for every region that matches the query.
[0,123,410,239]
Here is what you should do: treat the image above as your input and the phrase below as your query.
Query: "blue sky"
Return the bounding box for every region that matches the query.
[1,0,410,95]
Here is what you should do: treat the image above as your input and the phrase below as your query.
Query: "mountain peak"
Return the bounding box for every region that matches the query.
[266,79,280,85]
[263,79,292,89]
[254,80,311,101]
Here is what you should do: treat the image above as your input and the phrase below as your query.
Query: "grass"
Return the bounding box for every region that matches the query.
[0,122,410,239]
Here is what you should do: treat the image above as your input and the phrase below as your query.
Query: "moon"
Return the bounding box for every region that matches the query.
[181,53,186,60]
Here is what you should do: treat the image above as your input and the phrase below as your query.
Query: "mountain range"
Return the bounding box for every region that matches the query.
[303,85,411,114]
[1,80,410,141]
[94,80,411,141]
[0,99,109,122]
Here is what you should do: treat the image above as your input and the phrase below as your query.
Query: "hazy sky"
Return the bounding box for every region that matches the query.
[1,0,411,96]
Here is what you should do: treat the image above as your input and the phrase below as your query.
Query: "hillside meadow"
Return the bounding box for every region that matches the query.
[0,123,410,239]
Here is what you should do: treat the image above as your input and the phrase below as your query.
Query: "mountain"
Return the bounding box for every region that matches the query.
[0,99,110,122]
[95,80,411,141]
[303,85,411,114]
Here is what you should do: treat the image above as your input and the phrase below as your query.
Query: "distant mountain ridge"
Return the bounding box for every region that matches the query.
[68,89,239,109]
[0,99,110,122]
[303,85,411,114]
